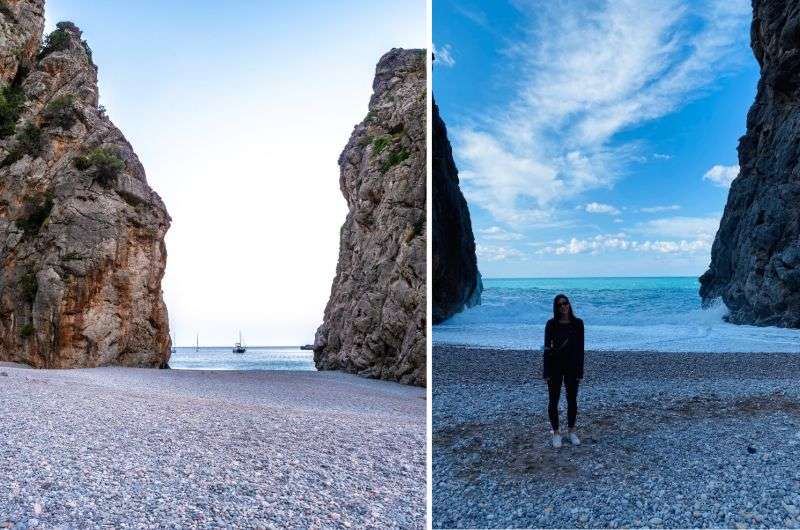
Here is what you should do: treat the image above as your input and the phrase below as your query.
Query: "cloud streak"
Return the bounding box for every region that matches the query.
[453,0,750,226]
[433,43,455,67]
[703,164,739,187]
[476,244,525,261]
[479,226,525,241]
[584,202,620,215]
[537,233,711,255]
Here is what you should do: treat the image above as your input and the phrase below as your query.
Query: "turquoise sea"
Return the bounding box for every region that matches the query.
[433,277,800,352]
[169,346,315,371]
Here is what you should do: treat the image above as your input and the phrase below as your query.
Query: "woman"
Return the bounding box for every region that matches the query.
[543,293,584,448]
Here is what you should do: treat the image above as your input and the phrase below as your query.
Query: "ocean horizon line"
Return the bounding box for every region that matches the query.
[172,345,311,349]
[483,275,700,280]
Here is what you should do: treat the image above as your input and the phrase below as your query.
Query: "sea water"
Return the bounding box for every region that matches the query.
[433,277,800,352]
[169,346,315,371]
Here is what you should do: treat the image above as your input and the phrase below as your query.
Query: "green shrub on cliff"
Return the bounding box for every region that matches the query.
[39,25,71,60]
[38,22,93,64]
[20,271,37,304]
[0,1,15,20]
[74,147,125,186]
[380,148,410,173]
[0,84,24,138]
[43,95,77,129]
[16,123,43,154]
[15,194,53,235]
[73,155,90,170]
[372,136,390,155]
[2,123,44,168]
[81,39,93,64]
[20,323,35,338]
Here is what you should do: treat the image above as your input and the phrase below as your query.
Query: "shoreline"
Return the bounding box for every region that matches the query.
[0,366,425,528]
[433,345,800,529]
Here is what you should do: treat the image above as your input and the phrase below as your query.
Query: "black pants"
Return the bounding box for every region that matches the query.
[547,374,579,431]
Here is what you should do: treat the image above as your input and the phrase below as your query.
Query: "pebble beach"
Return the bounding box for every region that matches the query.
[433,345,800,529]
[0,365,426,529]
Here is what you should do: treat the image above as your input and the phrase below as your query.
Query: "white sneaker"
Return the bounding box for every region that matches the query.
[552,433,562,448]
[568,431,581,445]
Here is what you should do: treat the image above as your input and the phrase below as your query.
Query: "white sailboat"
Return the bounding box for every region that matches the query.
[233,331,246,354]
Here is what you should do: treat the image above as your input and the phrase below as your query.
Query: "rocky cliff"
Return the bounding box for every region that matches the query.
[314,48,426,386]
[700,0,800,327]
[432,98,481,324]
[0,3,171,367]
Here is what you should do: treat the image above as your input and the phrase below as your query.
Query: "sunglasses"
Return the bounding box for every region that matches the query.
[557,301,570,307]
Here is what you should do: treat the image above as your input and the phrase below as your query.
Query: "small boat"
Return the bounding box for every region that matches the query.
[233,331,246,354]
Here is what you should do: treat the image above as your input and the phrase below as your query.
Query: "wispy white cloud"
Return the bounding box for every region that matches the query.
[476,244,525,261]
[639,204,681,213]
[584,202,620,215]
[453,0,750,226]
[479,226,525,241]
[632,215,720,240]
[537,232,711,255]
[433,43,455,67]
[653,153,673,160]
[452,4,489,28]
[703,164,739,187]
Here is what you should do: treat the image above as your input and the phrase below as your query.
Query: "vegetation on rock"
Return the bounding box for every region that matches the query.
[38,23,71,59]
[21,270,37,304]
[74,147,125,185]
[381,148,410,173]
[0,1,14,21]
[2,123,44,168]
[15,194,54,235]
[372,136,390,155]
[43,95,77,129]
[0,84,24,138]
[20,323,35,338]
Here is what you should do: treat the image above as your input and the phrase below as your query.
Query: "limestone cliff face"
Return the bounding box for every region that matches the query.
[314,48,426,386]
[432,98,481,324]
[0,6,171,367]
[700,0,800,327]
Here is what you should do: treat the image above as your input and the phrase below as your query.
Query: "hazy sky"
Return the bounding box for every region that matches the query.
[434,0,758,278]
[45,0,426,346]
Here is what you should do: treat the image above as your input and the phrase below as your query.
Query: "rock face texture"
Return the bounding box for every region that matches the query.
[432,98,482,324]
[314,49,426,386]
[0,6,171,367]
[700,0,800,327]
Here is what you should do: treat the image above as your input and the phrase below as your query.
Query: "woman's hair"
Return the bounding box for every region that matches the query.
[552,293,577,321]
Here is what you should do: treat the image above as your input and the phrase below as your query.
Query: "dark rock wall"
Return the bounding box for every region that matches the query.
[700,0,800,327]
[314,49,426,386]
[432,98,482,324]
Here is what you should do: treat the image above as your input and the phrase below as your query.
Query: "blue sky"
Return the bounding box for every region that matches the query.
[44,0,426,346]
[434,0,758,278]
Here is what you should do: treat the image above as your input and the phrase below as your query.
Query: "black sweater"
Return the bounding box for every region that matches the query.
[542,317,584,379]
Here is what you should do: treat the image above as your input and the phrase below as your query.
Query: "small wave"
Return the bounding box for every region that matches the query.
[433,281,800,352]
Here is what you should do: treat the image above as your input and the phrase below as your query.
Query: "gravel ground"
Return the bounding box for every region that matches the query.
[433,346,800,529]
[0,365,426,529]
